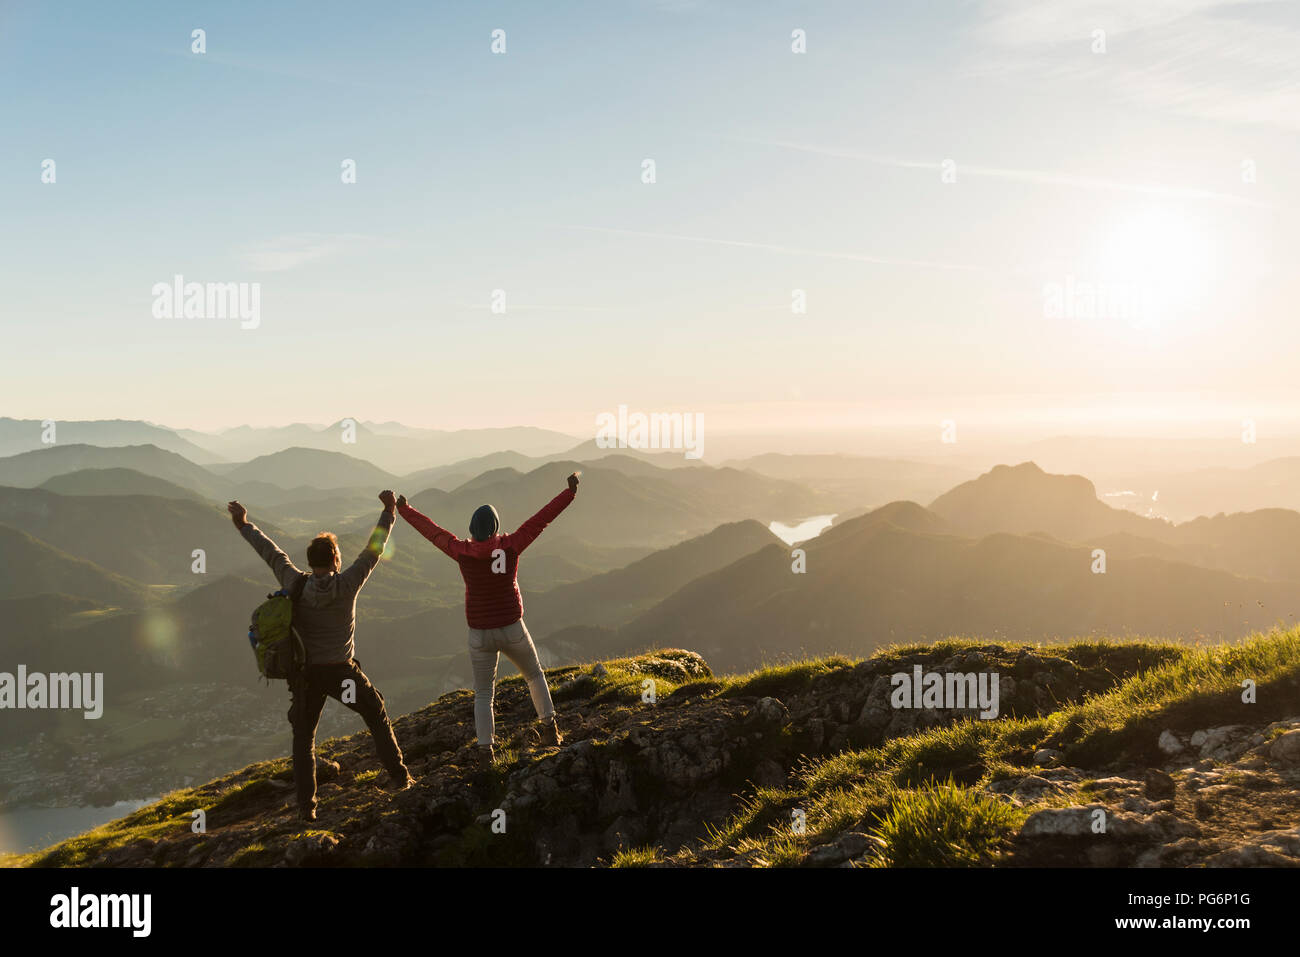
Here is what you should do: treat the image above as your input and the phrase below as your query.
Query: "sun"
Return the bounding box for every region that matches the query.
[1095,208,1216,328]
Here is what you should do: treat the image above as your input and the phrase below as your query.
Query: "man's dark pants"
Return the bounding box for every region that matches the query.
[288,658,407,814]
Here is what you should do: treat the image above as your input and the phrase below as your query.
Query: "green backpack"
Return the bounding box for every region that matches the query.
[247,577,307,680]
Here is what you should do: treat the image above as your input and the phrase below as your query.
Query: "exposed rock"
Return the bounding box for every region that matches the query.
[185,842,209,866]
[599,759,638,815]
[1037,766,1084,782]
[805,831,875,866]
[601,815,644,853]
[1134,837,1207,868]
[1086,845,1122,866]
[1032,748,1063,768]
[750,697,790,728]
[1196,726,1251,761]
[1121,796,1159,814]
[554,675,597,698]
[804,717,827,749]
[1020,806,1102,838]
[1157,730,1184,755]
[751,758,787,788]
[1205,828,1300,867]
[1108,810,1198,842]
[1269,730,1300,765]
[988,774,1068,805]
[1180,769,1222,790]
[284,832,338,866]
[1144,769,1176,800]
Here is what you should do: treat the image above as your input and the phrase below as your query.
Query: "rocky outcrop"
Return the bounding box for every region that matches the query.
[1003,717,1300,867]
[31,643,1297,870]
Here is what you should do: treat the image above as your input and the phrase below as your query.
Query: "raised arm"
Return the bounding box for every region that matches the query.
[228,500,303,591]
[502,473,578,553]
[338,491,398,593]
[396,494,464,559]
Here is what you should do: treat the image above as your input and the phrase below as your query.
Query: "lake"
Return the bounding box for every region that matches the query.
[0,798,157,856]
[769,514,837,545]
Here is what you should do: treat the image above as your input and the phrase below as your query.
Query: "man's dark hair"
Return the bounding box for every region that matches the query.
[307,532,340,569]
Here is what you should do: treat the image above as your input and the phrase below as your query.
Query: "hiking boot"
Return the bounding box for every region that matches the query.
[538,716,562,748]
[473,745,495,769]
[299,806,318,823]
[385,770,416,792]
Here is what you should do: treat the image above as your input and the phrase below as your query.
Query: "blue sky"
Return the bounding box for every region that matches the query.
[1,0,1297,437]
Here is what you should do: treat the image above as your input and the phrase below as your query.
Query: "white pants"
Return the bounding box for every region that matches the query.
[468,618,555,747]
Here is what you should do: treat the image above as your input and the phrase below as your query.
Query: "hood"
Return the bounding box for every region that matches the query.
[301,572,343,607]
[469,504,500,541]
[457,535,505,559]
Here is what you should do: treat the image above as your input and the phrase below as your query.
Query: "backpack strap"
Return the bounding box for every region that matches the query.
[287,574,309,677]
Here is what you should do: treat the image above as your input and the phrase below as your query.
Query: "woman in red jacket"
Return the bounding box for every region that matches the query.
[396,472,579,766]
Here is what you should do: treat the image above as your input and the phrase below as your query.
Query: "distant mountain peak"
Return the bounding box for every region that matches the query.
[928,461,1144,543]
[943,461,1098,498]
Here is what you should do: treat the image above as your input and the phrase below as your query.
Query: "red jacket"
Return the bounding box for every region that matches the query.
[398,487,576,629]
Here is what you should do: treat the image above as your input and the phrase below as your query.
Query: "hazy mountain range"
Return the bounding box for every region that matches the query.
[0,418,578,475]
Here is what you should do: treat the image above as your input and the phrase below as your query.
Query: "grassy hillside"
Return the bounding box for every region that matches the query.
[0,524,149,608]
[0,487,277,585]
[12,629,1300,868]
[223,447,399,490]
[0,574,261,693]
[0,593,102,634]
[0,443,225,496]
[685,630,1300,868]
[40,467,207,502]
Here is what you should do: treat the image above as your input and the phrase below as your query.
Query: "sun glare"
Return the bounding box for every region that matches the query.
[1095,208,1216,327]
